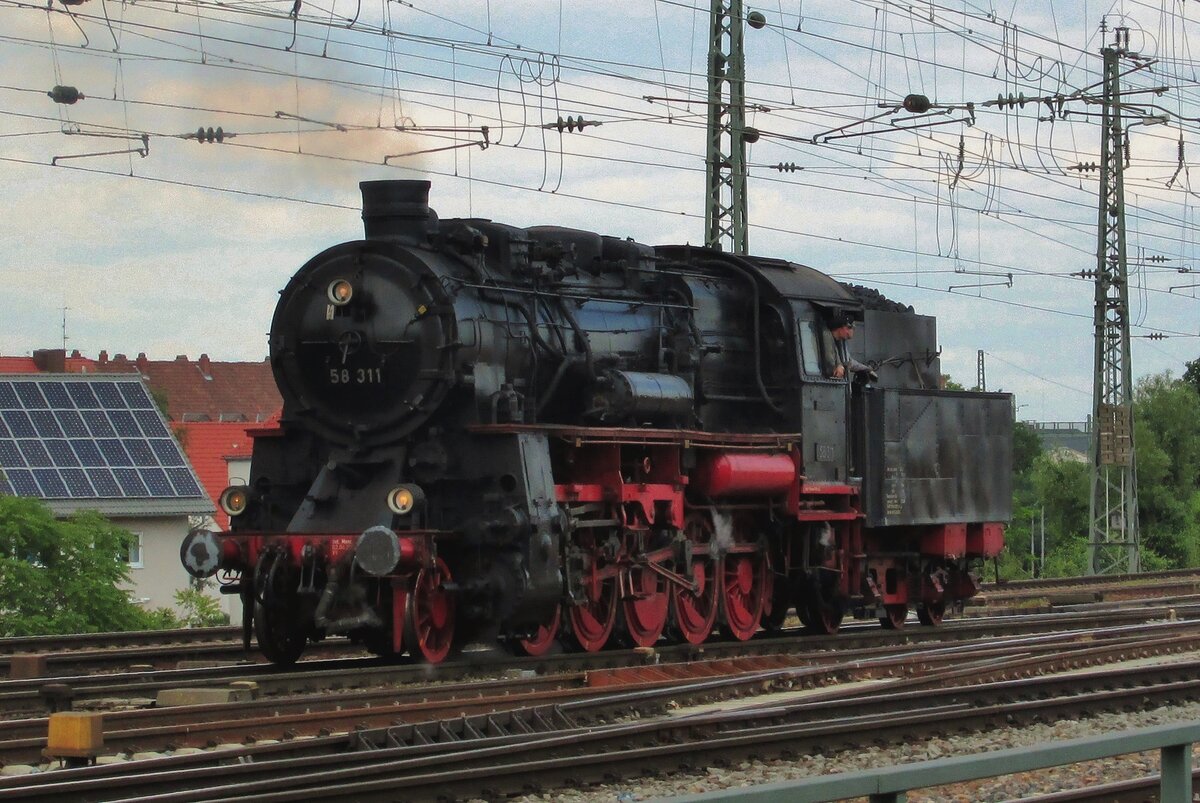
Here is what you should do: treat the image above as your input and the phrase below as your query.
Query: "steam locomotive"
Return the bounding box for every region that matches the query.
[181,180,1012,664]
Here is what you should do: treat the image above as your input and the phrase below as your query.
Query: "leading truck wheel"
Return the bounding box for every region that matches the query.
[255,602,307,665]
[405,558,456,664]
[254,551,307,665]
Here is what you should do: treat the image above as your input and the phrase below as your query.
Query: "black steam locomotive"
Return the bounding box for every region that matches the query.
[181,180,1012,664]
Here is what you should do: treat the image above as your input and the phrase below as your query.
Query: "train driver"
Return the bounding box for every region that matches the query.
[827,313,878,382]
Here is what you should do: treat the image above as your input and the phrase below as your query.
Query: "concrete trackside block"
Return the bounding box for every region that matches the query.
[155,687,254,707]
[10,655,48,680]
[45,712,104,758]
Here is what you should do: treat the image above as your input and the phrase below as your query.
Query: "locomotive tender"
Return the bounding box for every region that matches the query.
[181,180,1012,664]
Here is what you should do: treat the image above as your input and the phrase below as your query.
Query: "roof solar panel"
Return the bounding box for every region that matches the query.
[33,469,69,498]
[97,439,131,467]
[150,439,186,466]
[124,439,157,467]
[0,378,206,504]
[0,441,23,467]
[108,410,141,437]
[166,467,203,496]
[6,469,39,496]
[93,383,124,409]
[141,468,173,496]
[118,381,154,408]
[14,383,46,409]
[86,468,121,497]
[29,410,64,438]
[81,410,115,438]
[66,383,100,409]
[2,411,36,438]
[113,468,148,496]
[70,439,104,467]
[45,440,79,467]
[133,409,169,437]
[40,382,72,409]
[17,441,52,468]
[60,468,94,497]
[54,410,89,438]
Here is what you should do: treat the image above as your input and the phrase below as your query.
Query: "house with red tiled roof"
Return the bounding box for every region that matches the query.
[1,349,281,618]
[16,349,280,525]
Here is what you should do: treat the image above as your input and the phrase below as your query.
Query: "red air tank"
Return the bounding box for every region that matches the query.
[692,453,796,497]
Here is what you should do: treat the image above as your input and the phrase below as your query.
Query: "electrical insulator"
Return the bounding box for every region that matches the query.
[1146,333,1166,340]
[548,116,598,133]
[1147,255,1168,262]
[47,85,84,105]
[194,126,226,143]
[746,11,767,29]
[774,162,803,173]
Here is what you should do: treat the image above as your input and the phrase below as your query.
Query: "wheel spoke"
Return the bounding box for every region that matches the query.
[918,600,946,626]
[719,553,765,641]
[407,558,455,663]
[879,603,908,630]
[621,565,669,647]
[516,604,562,656]
[568,574,617,652]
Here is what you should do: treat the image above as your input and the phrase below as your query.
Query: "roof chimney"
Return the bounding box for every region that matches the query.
[136,353,149,369]
[32,349,66,373]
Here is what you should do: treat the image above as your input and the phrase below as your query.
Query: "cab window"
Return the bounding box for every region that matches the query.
[798,319,822,376]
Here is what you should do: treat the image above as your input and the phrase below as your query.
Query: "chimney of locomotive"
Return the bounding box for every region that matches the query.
[359,179,438,244]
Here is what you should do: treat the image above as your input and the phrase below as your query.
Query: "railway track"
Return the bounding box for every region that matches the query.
[1,617,1192,765]
[2,570,1191,681]
[0,605,1195,720]
[2,617,1198,800]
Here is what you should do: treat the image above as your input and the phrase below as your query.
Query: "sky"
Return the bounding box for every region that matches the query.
[2,0,1200,422]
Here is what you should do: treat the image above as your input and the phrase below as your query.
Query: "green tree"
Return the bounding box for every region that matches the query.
[1184,358,1200,396]
[1133,372,1200,567]
[0,497,155,636]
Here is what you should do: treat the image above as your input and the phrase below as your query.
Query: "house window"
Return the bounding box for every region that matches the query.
[125,532,144,569]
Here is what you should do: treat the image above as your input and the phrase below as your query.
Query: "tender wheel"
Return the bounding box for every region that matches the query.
[719,552,766,641]
[879,603,908,630]
[405,558,456,664]
[514,603,562,657]
[917,600,946,626]
[568,573,617,652]
[620,565,669,648]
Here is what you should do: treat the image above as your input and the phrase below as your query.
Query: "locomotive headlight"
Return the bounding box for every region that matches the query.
[219,485,249,517]
[386,484,425,515]
[326,279,354,306]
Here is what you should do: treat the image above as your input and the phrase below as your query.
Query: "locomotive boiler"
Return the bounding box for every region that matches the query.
[181,180,1012,664]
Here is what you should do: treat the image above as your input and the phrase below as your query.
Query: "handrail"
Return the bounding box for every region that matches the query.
[673,721,1200,802]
